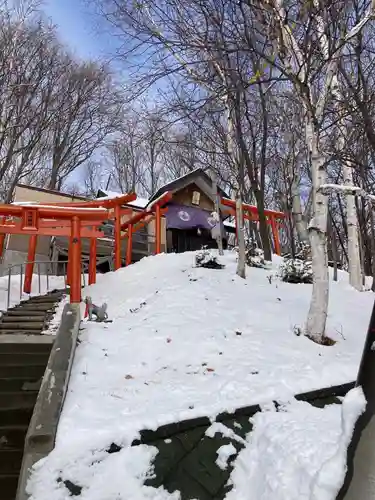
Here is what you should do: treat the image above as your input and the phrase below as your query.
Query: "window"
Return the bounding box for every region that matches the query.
[192,191,200,205]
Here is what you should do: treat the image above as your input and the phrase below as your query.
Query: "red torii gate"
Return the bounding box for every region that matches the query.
[0,191,172,304]
[20,193,137,274]
[0,204,110,303]
[221,198,286,255]
[121,192,172,263]
[0,193,137,302]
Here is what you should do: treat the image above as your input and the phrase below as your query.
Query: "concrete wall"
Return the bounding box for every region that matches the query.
[0,250,51,277]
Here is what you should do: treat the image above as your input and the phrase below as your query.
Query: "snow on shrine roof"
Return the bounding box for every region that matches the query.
[129,197,149,209]
[96,190,149,209]
[146,192,170,212]
[96,190,123,200]
[12,201,105,211]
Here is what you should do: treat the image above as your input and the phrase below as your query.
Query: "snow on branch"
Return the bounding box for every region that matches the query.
[319,184,362,196]
[318,184,375,203]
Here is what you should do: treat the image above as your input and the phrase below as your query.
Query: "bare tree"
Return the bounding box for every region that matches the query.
[43,59,122,190]
[81,160,107,198]
[138,104,167,196]
[0,0,123,204]
[105,117,144,194]
[0,9,59,200]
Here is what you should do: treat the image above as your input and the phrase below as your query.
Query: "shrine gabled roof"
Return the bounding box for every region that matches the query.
[148,168,229,206]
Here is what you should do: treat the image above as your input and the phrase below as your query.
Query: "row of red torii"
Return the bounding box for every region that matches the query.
[0,193,285,303]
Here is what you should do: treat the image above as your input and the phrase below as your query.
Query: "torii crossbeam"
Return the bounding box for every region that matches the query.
[221,198,286,255]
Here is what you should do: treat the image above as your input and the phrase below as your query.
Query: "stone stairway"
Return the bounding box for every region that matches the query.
[0,290,64,336]
[0,290,64,500]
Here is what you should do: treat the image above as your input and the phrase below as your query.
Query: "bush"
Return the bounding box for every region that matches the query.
[195,247,225,269]
[235,241,268,269]
[283,242,311,261]
[279,257,313,284]
[245,243,266,269]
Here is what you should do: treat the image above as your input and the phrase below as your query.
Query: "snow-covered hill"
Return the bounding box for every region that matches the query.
[27,251,373,500]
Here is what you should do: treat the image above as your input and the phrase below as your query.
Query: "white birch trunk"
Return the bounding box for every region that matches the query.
[236,194,246,279]
[343,159,363,290]
[290,163,309,243]
[332,93,362,291]
[305,120,329,342]
[314,3,363,291]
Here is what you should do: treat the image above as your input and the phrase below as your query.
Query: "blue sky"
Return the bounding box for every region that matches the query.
[43,0,111,59]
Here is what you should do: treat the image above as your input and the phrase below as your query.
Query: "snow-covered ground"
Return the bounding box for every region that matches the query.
[0,272,66,311]
[27,251,373,499]
[225,387,365,500]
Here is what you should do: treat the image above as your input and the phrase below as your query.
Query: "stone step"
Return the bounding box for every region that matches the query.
[0,322,45,331]
[0,341,52,354]
[5,309,52,317]
[19,296,61,304]
[0,392,38,411]
[0,426,28,450]
[22,295,62,302]
[0,450,24,474]
[0,408,33,427]
[0,330,47,336]
[15,299,58,305]
[0,378,42,392]
[0,315,46,323]
[22,295,62,304]
[0,473,20,500]
[16,302,58,311]
[0,353,50,366]
[12,304,55,312]
[0,364,46,379]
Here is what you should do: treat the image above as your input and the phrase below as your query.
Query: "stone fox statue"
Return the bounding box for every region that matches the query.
[84,296,110,322]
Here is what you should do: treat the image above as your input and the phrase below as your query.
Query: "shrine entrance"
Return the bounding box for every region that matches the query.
[168,228,222,253]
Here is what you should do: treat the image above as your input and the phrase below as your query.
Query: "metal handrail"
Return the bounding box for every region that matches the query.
[4,259,72,310]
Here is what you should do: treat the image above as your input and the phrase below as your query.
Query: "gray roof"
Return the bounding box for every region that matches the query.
[148,168,229,205]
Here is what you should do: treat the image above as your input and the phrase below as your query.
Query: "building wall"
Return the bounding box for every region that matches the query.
[172,183,214,211]
[1,250,51,275]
